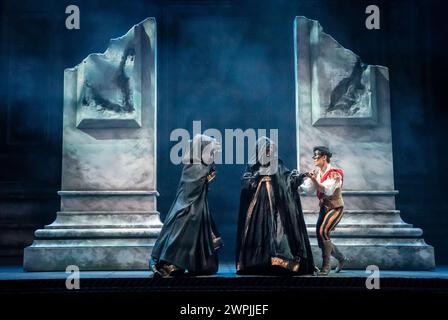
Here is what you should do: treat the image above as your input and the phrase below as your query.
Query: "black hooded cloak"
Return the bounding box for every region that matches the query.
[151,135,221,275]
[235,137,314,275]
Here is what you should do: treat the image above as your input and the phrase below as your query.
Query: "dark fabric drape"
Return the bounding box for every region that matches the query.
[236,160,315,275]
[151,136,220,274]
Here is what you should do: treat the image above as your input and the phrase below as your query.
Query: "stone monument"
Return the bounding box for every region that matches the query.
[294,16,435,269]
[23,18,161,271]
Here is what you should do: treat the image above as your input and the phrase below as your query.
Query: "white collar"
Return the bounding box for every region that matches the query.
[318,164,332,177]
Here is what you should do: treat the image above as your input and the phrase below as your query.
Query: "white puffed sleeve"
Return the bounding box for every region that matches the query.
[299,177,316,194]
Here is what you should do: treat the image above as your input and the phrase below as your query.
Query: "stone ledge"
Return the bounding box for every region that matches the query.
[58,190,160,196]
[303,209,400,214]
[306,227,423,237]
[310,243,435,270]
[45,224,161,229]
[24,245,154,271]
[306,223,412,228]
[28,239,155,247]
[311,238,430,245]
[35,228,162,238]
[77,118,142,129]
[57,210,160,215]
[48,212,163,229]
[301,190,398,197]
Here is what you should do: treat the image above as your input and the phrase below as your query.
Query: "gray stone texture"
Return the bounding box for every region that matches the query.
[295,16,434,270]
[23,18,161,271]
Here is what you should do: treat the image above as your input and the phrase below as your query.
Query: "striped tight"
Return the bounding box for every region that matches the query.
[316,206,344,247]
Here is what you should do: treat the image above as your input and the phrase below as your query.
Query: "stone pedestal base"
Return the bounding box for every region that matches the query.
[23,191,162,271]
[305,208,435,270]
[24,238,158,271]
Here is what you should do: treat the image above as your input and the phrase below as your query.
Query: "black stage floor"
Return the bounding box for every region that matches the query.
[1,264,448,291]
[1,265,447,317]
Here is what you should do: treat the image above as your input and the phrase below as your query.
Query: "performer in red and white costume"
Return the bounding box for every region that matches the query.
[300,146,347,275]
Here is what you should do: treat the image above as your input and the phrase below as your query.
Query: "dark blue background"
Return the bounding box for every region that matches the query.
[1,0,447,264]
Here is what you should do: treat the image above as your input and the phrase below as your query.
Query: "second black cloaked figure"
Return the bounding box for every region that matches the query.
[150,134,222,277]
[236,137,315,275]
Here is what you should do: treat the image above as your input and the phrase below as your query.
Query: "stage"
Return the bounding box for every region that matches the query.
[1,264,447,316]
[2,264,447,293]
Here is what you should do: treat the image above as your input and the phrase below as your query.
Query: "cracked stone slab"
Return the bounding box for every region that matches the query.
[294,16,435,270]
[72,18,155,128]
[23,18,160,271]
[307,18,378,126]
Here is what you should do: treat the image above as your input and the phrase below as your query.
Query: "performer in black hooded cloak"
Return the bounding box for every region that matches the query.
[236,137,315,275]
[150,134,223,277]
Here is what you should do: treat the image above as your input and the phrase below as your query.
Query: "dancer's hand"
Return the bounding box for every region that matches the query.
[207,170,216,182]
[290,169,300,177]
[242,172,253,179]
[307,171,317,181]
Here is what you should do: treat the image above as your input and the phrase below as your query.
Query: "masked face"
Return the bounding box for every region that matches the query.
[312,151,327,167]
